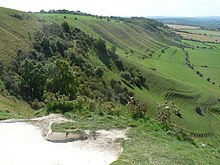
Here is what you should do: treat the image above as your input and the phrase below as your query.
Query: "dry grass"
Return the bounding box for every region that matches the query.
[0,95,34,119]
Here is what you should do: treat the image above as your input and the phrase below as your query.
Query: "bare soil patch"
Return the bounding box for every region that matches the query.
[0,114,128,165]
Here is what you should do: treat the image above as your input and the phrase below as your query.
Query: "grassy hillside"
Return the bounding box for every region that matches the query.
[0,94,34,120]
[0,7,220,164]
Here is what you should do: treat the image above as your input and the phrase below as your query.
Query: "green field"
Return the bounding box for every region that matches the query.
[184,29,220,36]
[0,7,220,164]
[176,31,220,42]
[186,48,220,85]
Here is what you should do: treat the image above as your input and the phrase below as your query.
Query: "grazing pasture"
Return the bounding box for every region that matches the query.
[184,29,220,36]
[176,31,220,42]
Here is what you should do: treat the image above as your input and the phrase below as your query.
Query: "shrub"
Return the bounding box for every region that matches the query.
[120,71,131,81]
[47,101,77,114]
[157,101,181,124]
[130,49,134,54]
[99,102,120,115]
[94,66,104,77]
[46,96,120,116]
[156,101,193,142]
[195,107,203,116]
[0,79,5,93]
[46,59,78,100]
[127,97,148,118]
[96,38,107,53]
[115,59,124,71]
[110,78,118,87]
[62,22,70,33]
[10,13,26,20]
[41,36,53,57]
[4,73,21,96]
[31,99,45,110]
[57,40,67,55]
[43,92,69,104]
[0,61,3,78]
[167,124,193,142]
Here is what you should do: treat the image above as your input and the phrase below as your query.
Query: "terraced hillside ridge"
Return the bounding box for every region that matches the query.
[0,7,220,164]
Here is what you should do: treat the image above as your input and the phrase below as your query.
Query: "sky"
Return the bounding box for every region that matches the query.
[0,0,220,17]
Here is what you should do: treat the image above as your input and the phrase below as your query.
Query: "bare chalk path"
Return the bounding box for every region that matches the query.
[0,115,127,165]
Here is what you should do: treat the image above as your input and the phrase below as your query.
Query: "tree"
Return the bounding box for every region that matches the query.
[0,61,3,78]
[56,40,67,56]
[41,36,53,57]
[62,22,70,33]
[19,59,46,101]
[46,59,77,100]
[120,71,131,81]
[96,38,107,53]
[115,59,124,71]
[4,73,21,96]
[94,66,104,77]
[40,10,45,13]
[95,38,111,68]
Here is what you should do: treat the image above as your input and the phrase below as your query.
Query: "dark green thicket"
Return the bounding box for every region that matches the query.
[2,22,147,109]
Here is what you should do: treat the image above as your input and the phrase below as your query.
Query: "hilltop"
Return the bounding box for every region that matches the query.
[0,7,220,164]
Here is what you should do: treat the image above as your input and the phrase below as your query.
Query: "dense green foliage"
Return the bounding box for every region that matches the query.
[1,22,143,109]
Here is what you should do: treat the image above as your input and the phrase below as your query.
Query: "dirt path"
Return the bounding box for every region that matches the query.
[0,114,128,165]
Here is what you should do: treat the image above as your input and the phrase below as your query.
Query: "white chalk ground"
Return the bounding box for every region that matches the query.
[0,116,128,165]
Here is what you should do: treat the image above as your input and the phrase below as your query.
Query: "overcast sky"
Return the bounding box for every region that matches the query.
[0,0,220,17]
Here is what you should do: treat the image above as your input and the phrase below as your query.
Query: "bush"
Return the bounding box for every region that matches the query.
[10,13,27,20]
[31,99,45,110]
[157,101,181,124]
[46,59,78,100]
[62,22,70,33]
[167,124,193,142]
[115,59,124,71]
[47,101,77,114]
[94,66,104,77]
[128,97,148,118]
[120,71,131,81]
[4,73,21,96]
[110,78,118,87]
[99,102,120,115]
[0,61,3,77]
[46,96,120,116]
[0,79,5,93]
